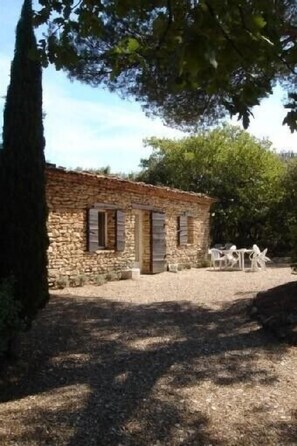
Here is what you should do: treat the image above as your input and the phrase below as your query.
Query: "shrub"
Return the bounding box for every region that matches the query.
[55,276,69,289]
[94,274,107,286]
[290,224,297,272]
[0,278,24,356]
[199,259,211,268]
[69,274,87,287]
[106,271,121,281]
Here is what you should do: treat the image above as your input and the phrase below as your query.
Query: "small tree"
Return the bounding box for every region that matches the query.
[1,0,49,328]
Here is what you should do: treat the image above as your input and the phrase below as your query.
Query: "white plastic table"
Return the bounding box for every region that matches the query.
[220,248,253,271]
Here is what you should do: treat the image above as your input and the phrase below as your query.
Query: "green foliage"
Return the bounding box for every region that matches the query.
[34,0,297,131]
[290,224,297,270]
[73,166,139,180]
[283,93,297,133]
[69,274,87,287]
[74,165,111,175]
[278,151,297,162]
[94,274,107,286]
[279,159,297,262]
[0,278,24,356]
[0,0,49,328]
[106,271,121,281]
[137,125,286,253]
[54,275,69,289]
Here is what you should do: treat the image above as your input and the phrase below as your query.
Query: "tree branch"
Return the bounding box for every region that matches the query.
[205,1,245,59]
[156,0,173,50]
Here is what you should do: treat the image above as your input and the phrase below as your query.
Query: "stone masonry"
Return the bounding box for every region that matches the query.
[46,167,215,288]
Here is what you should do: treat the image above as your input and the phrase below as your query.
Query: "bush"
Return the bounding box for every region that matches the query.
[106,271,121,281]
[290,224,297,271]
[69,274,87,287]
[0,278,24,356]
[55,276,69,289]
[94,274,107,286]
[199,259,211,268]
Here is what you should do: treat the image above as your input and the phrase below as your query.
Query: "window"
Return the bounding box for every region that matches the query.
[177,215,194,246]
[87,208,125,252]
[98,211,107,247]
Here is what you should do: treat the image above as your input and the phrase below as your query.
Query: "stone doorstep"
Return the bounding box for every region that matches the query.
[121,268,141,280]
[168,263,179,273]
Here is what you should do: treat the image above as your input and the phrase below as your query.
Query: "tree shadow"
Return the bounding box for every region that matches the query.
[230,406,297,445]
[0,293,290,445]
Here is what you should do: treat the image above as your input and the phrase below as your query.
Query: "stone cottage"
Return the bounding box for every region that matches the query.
[46,166,215,287]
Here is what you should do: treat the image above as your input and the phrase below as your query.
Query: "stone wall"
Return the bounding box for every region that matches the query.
[46,168,214,287]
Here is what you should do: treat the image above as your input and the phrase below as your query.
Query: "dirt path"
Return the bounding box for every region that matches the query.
[0,267,297,445]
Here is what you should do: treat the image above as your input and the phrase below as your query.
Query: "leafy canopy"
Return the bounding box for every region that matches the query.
[136,125,285,251]
[35,0,297,131]
[279,158,297,262]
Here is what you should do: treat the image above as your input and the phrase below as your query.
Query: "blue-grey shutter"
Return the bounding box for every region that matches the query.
[151,212,166,273]
[178,216,187,246]
[87,208,98,252]
[116,210,125,251]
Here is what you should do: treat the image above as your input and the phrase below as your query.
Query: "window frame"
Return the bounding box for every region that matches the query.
[87,207,125,253]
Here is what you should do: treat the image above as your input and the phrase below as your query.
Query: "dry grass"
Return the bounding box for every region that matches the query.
[0,266,297,445]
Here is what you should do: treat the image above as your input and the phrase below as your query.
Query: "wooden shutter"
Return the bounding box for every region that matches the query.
[151,212,166,273]
[178,215,188,246]
[187,216,194,244]
[116,210,125,251]
[87,208,98,252]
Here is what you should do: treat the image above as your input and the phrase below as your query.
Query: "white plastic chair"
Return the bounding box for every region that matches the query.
[224,243,234,250]
[225,245,240,269]
[257,248,271,270]
[250,245,271,271]
[208,248,227,269]
[250,245,261,271]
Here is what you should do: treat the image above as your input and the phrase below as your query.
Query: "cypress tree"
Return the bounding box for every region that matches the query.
[1,0,49,327]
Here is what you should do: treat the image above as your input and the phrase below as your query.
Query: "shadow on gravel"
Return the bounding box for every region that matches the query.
[0,294,290,445]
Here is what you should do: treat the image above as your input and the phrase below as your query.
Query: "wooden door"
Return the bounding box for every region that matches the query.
[151,212,166,273]
[134,211,143,270]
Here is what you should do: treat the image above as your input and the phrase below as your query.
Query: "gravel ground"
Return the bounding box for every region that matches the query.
[1,266,297,446]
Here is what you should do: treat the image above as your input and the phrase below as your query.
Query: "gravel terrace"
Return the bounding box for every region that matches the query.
[1,267,297,446]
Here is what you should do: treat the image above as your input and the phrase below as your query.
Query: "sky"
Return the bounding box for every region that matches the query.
[1,1,297,173]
